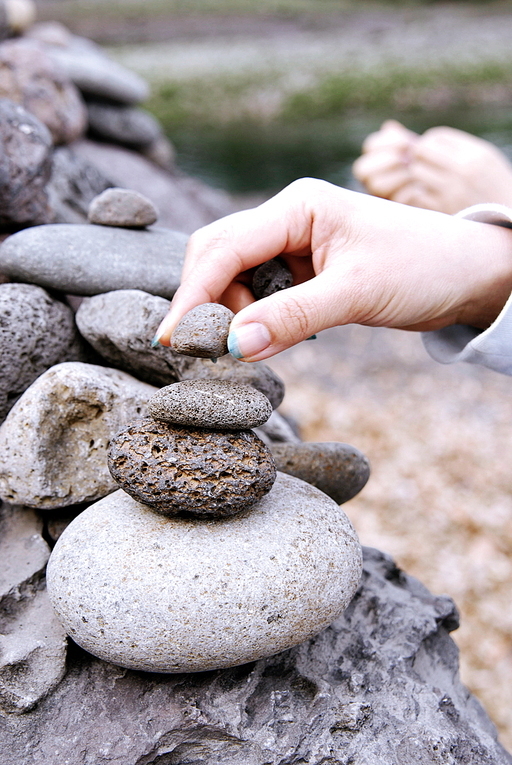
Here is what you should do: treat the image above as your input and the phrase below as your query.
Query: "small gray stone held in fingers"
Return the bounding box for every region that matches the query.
[171,302,234,359]
[148,380,272,430]
[88,188,158,229]
[252,256,293,299]
[108,418,276,518]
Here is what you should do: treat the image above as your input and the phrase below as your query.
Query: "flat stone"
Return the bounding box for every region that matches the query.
[47,472,362,672]
[0,39,87,145]
[148,380,272,430]
[0,503,49,606]
[171,303,234,359]
[46,145,114,224]
[108,418,276,518]
[0,99,52,229]
[86,101,161,148]
[0,362,156,509]
[75,290,285,405]
[0,283,87,422]
[271,441,370,505]
[252,257,293,299]
[0,224,187,298]
[88,187,158,229]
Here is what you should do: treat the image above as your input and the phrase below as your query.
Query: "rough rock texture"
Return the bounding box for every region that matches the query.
[46,145,113,224]
[272,441,371,505]
[48,474,362,672]
[252,257,293,299]
[0,98,53,228]
[75,289,285,406]
[0,223,188,298]
[86,101,161,148]
[0,282,87,421]
[108,418,276,517]
[0,362,156,509]
[4,547,512,764]
[0,39,87,145]
[88,187,158,228]
[171,302,234,359]
[0,503,67,714]
[148,380,272,430]
[73,139,235,234]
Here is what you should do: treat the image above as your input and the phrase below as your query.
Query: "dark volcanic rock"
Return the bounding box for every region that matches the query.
[86,101,161,148]
[88,187,158,228]
[0,99,52,229]
[0,39,87,145]
[171,302,234,359]
[272,440,371,504]
[1,548,510,764]
[46,145,113,224]
[252,257,293,299]
[108,418,276,518]
[0,224,187,298]
[148,380,272,430]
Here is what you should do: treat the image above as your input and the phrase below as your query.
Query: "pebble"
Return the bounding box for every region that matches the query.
[86,101,162,149]
[47,472,363,673]
[0,99,53,228]
[148,380,272,430]
[252,257,293,299]
[0,39,87,145]
[4,0,36,34]
[0,223,187,298]
[108,418,276,518]
[171,303,234,359]
[0,362,156,509]
[88,187,158,229]
[271,441,371,505]
[0,283,86,422]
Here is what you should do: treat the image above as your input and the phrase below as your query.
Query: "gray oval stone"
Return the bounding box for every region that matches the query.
[148,380,272,430]
[271,441,370,505]
[88,188,158,229]
[108,418,276,518]
[171,303,234,359]
[47,473,363,673]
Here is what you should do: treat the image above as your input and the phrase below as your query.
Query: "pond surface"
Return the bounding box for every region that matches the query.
[169,103,512,195]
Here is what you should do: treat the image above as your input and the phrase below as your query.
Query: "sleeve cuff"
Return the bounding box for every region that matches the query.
[422,204,512,375]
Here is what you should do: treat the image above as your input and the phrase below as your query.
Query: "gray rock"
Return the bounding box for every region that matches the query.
[25,21,73,47]
[0,362,156,509]
[0,283,87,421]
[0,1,8,40]
[140,133,176,171]
[0,223,188,298]
[0,39,87,145]
[271,441,371,505]
[47,44,150,105]
[148,380,272,430]
[3,547,511,764]
[252,257,293,299]
[48,473,361,672]
[0,99,52,229]
[253,408,301,446]
[75,290,285,406]
[46,145,113,224]
[107,418,276,518]
[88,187,158,229]
[171,303,234,359]
[73,139,235,234]
[0,503,67,715]
[86,101,161,148]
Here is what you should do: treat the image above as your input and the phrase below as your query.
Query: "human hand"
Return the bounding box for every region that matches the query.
[155,179,512,361]
[352,119,419,199]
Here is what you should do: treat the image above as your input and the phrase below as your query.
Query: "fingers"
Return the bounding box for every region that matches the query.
[361,119,417,153]
[353,150,411,199]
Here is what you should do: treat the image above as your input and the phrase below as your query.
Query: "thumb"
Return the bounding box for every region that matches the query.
[227,269,348,361]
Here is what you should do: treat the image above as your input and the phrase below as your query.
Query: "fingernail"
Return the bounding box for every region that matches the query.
[228,323,271,360]
[306,334,317,341]
[151,334,161,348]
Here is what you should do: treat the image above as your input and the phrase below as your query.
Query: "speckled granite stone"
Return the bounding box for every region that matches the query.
[148,380,272,430]
[252,257,293,299]
[107,418,276,518]
[88,187,157,229]
[171,303,234,359]
[47,472,362,673]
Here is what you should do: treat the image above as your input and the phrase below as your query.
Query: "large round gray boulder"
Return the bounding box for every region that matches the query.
[47,473,362,673]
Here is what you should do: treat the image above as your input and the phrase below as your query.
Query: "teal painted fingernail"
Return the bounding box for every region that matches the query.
[306,334,317,341]
[228,323,271,360]
[227,331,243,359]
[151,335,161,348]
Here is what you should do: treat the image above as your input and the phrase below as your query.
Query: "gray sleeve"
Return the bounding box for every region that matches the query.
[422,203,512,376]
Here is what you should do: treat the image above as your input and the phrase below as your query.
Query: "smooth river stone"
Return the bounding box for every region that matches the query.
[87,187,158,229]
[148,380,272,430]
[0,362,156,509]
[86,101,162,149]
[0,224,187,298]
[171,302,234,359]
[47,473,363,673]
[108,418,276,518]
[271,441,371,505]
